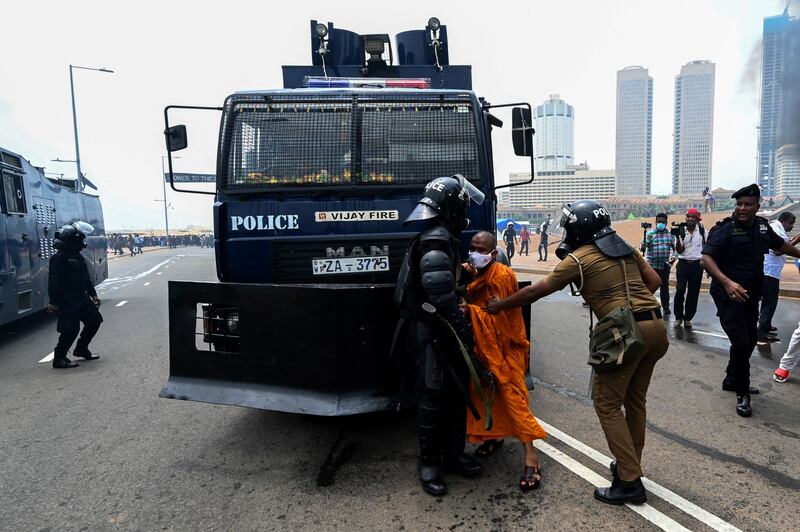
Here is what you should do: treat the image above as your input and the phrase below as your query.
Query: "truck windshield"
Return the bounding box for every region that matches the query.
[221,94,481,190]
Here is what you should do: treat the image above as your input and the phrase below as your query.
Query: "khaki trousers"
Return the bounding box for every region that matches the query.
[592,316,669,481]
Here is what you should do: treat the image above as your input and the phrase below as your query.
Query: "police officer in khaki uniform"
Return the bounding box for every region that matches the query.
[488,200,668,506]
[701,184,800,417]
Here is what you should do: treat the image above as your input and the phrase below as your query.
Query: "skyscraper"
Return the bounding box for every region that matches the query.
[757,9,800,195]
[615,66,653,196]
[534,95,574,171]
[672,60,716,195]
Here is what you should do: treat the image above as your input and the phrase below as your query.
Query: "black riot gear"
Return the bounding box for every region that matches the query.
[54,221,94,251]
[48,220,102,369]
[404,175,485,232]
[555,200,631,260]
[395,183,484,496]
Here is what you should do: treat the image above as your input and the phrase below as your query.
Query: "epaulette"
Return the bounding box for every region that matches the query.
[714,216,732,227]
[754,215,769,224]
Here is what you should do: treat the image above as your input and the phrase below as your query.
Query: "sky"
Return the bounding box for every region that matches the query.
[0,0,794,230]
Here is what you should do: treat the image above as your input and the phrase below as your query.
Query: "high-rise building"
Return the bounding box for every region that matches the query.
[534,95,574,171]
[615,66,653,196]
[776,144,800,197]
[757,9,800,195]
[672,60,716,195]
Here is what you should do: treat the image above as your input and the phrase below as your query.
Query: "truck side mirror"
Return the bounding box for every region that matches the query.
[165,125,188,152]
[512,108,534,157]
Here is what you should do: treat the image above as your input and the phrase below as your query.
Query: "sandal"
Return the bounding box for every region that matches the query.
[475,439,504,458]
[520,465,542,492]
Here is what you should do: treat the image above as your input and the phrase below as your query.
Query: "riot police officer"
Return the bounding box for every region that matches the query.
[47,221,104,369]
[701,184,800,416]
[394,175,486,496]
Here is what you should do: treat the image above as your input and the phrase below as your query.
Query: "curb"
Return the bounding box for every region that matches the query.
[512,267,800,300]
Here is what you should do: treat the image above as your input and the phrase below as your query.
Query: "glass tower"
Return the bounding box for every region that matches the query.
[615,66,653,196]
[672,60,716,195]
[534,95,574,171]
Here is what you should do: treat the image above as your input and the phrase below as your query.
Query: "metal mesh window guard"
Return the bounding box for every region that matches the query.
[222,95,480,190]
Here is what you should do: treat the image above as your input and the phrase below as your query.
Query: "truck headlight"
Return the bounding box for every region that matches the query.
[226,311,239,335]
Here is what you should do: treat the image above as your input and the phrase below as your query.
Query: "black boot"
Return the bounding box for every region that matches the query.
[443,453,483,478]
[53,357,79,369]
[736,394,752,417]
[419,463,446,496]
[722,378,759,394]
[609,461,618,479]
[594,477,647,505]
[73,348,99,360]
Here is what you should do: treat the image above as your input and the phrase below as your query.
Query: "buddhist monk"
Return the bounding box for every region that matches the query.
[461,231,547,491]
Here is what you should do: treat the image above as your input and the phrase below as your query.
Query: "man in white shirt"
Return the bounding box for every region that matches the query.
[757,212,799,343]
[673,209,705,328]
[774,258,800,382]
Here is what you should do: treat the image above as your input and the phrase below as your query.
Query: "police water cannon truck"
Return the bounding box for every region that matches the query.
[0,146,107,327]
[160,18,535,415]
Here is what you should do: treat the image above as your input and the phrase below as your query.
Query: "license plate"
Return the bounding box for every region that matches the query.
[312,256,389,275]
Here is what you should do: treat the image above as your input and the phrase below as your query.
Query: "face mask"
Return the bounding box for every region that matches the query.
[656,222,667,231]
[468,251,493,269]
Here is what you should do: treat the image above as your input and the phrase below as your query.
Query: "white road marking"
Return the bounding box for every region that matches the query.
[538,420,742,532]
[116,300,128,307]
[691,330,729,340]
[39,352,54,363]
[144,282,151,286]
[157,272,162,276]
[96,259,172,293]
[534,440,691,531]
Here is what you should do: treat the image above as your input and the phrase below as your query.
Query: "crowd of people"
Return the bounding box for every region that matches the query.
[501,216,553,265]
[396,177,800,506]
[107,233,213,255]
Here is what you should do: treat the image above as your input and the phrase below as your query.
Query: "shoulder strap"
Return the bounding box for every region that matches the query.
[567,252,584,296]
[618,258,631,305]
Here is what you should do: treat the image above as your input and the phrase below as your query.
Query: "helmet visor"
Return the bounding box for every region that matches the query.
[403,203,440,224]
[454,174,485,206]
[72,221,95,235]
[557,203,573,229]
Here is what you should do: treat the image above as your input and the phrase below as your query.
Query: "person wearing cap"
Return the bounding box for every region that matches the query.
[757,212,800,344]
[672,209,706,328]
[701,184,800,417]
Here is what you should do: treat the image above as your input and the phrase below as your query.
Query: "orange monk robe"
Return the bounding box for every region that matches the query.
[466,262,547,444]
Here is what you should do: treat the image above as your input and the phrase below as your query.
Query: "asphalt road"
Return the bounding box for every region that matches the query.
[1,248,798,531]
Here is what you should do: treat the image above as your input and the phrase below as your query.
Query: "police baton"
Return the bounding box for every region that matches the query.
[421,302,495,429]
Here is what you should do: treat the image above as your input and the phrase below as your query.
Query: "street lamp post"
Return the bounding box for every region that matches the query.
[159,156,180,238]
[69,64,114,191]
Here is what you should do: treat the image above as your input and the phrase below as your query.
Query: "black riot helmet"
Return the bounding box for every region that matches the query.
[555,200,632,260]
[404,175,485,230]
[54,221,94,252]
